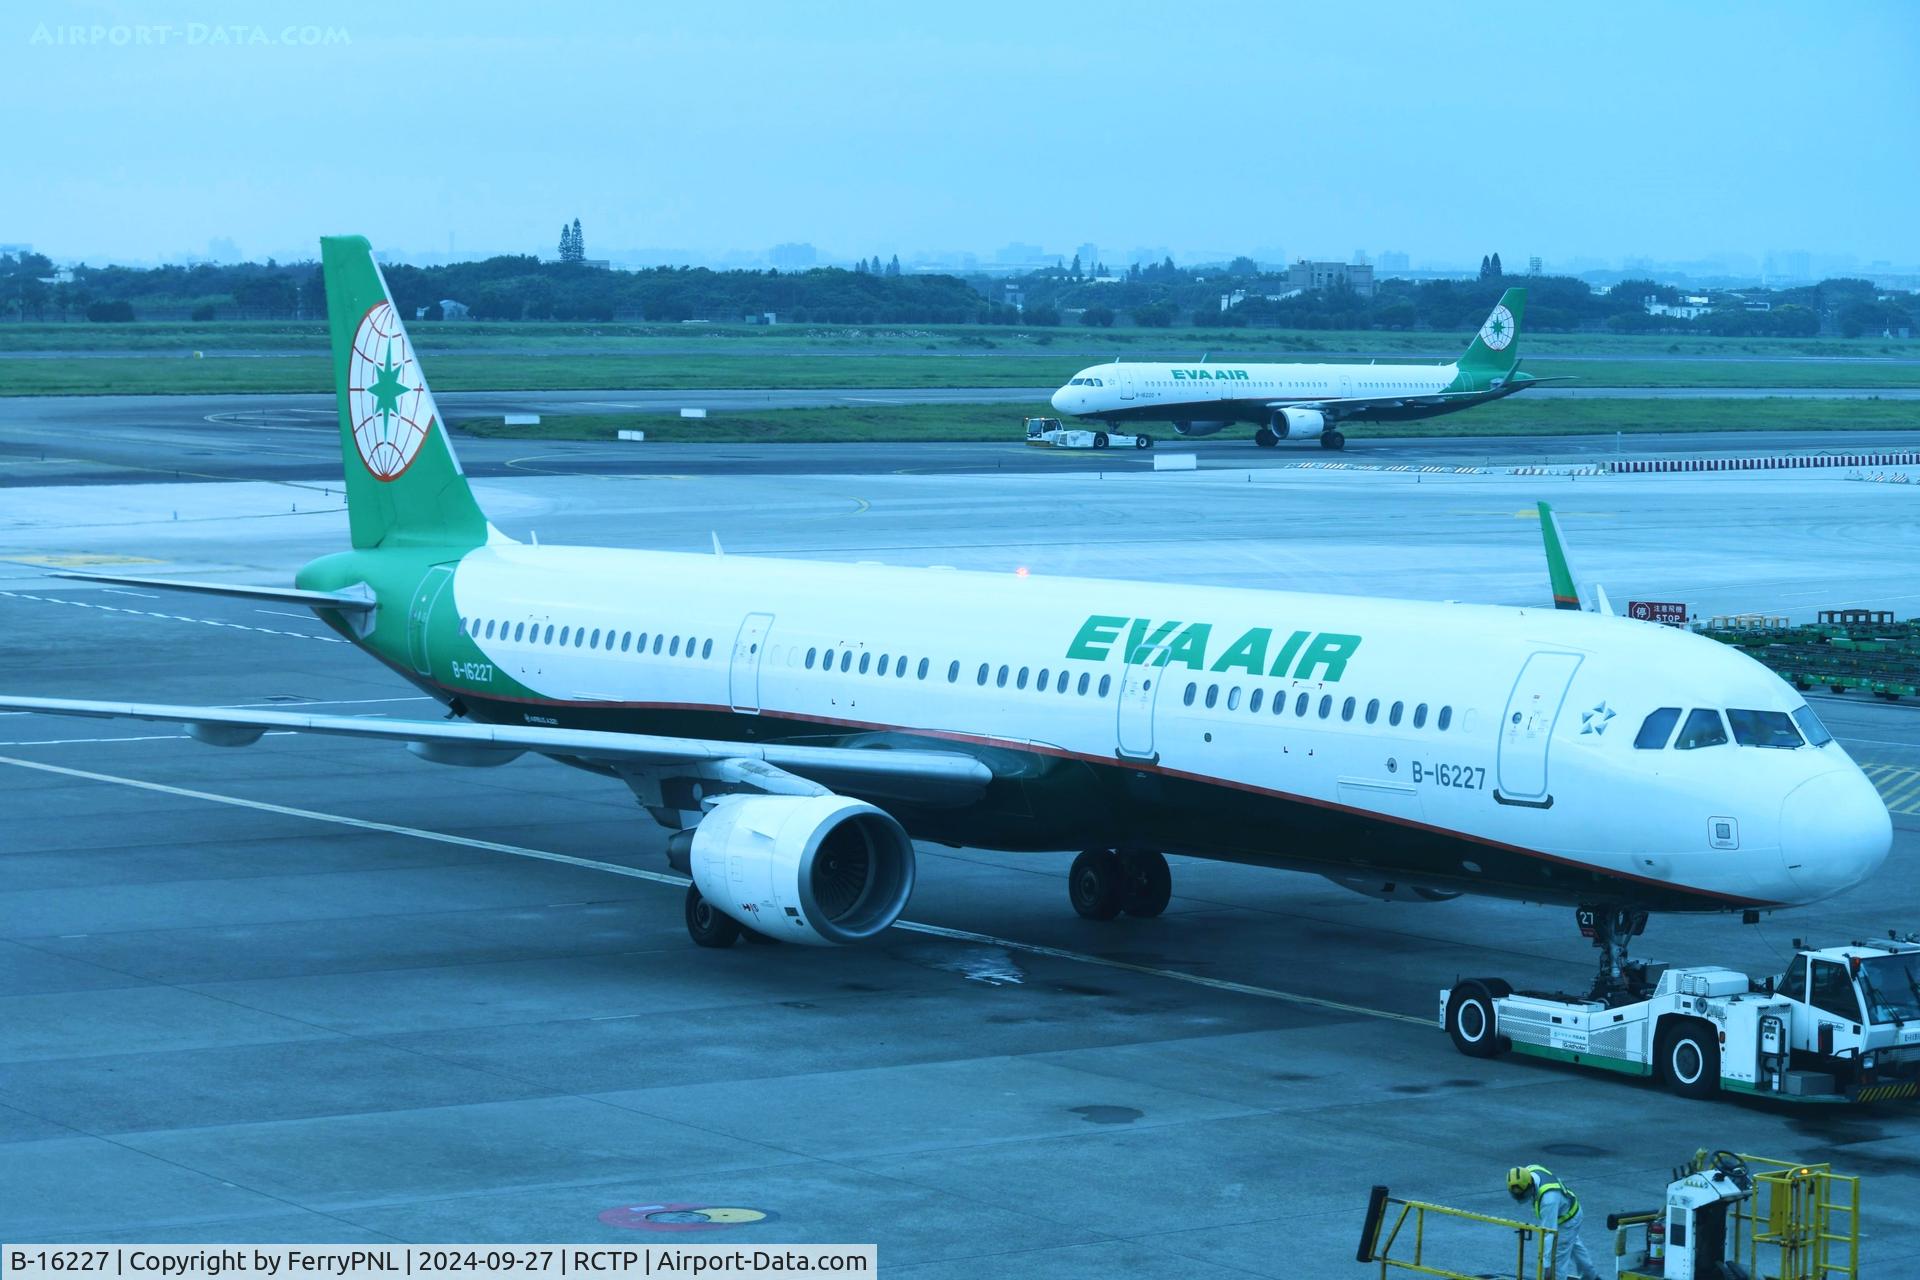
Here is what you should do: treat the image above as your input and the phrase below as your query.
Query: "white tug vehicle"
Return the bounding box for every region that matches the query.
[1023,415,1153,451]
[1443,913,1920,1104]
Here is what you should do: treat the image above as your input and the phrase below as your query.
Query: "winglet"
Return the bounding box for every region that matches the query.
[1539,501,1585,611]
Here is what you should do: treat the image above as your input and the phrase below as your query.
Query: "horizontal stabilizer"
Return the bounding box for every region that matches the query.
[51,571,375,613]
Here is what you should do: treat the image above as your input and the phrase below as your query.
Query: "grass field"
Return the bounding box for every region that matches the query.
[5,350,1919,397]
[451,397,1920,445]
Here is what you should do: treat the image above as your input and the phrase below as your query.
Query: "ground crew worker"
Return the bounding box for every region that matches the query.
[1507,1164,1600,1280]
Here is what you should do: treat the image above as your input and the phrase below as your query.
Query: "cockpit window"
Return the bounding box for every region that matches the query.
[1092,378,1103,387]
[1727,708,1803,749]
[1634,707,1681,749]
[1792,705,1834,747]
[1673,708,1728,750]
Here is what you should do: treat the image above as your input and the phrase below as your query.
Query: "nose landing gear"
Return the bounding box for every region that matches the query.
[1581,903,1651,1002]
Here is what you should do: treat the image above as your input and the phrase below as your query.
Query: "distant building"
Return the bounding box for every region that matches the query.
[1644,295,1713,320]
[1075,242,1099,272]
[1528,256,1543,276]
[1286,259,1374,297]
[440,299,470,320]
[770,243,817,270]
[1376,250,1410,274]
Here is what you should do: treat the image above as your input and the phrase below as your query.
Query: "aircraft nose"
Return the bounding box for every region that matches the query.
[1051,385,1069,413]
[1778,768,1892,902]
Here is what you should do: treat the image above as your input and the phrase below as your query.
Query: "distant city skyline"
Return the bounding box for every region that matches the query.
[6,1,1914,273]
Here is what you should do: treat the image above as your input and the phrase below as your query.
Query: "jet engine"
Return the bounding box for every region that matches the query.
[1172,420,1231,436]
[688,794,916,944]
[1272,407,1326,440]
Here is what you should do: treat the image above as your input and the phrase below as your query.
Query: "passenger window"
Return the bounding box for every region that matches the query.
[575,629,586,648]
[878,653,889,672]
[1635,707,1680,749]
[1318,695,1332,719]
[1037,667,1050,690]
[653,635,664,654]
[670,636,681,656]
[590,628,601,648]
[1098,675,1111,697]
[919,658,931,680]
[859,652,871,674]
[482,620,494,639]
[1389,701,1403,726]
[1438,706,1452,732]
[946,660,958,683]
[1227,687,1241,711]
[638,632,649,650]
[703,639,713,659]
[997,665,1009,688]
[806,647,817,669]
[1205,684,1218,709]
[1057,670,1069,693]
[544,625,555,644]
[1727,708,1802,749]
[1078,672,1090,695]
[1295,692,1309,716]
[840,651,852,672]
[1413,703,1428,729]
[1016,667,1029,690]
[1810,961,1862,1022]
[977,663,989,685]
[1249,689,1264,713]
[896,656,907,677]
[1674,708,1728,750]
[1341,697,1355,722]
[559,626,570,646]
[513,623,525,642]
[621,632,632,652]
[1184,683,1197,707]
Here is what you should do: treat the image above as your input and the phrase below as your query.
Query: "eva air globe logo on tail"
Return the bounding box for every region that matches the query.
[1479,304,1515,352]
[348,302,434,481]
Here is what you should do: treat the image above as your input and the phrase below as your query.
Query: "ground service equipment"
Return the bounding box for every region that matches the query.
[1023,416,1153,450]
[1441,935,1920,1103]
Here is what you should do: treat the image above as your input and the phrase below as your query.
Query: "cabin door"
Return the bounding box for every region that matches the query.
[729,612,775,713]
[1115,644,1170,761]
[1496,651,1583,804]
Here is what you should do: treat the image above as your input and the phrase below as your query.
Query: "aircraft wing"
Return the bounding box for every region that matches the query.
[0,696,994,805]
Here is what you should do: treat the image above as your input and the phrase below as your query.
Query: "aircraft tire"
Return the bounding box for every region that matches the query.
[1093,431,1109,450]
[1320,430,1346,451]
[1118,849,1172,917]
[1657,1018,1721,1099]
[1446,979,1511,1058]
[685,885,742,948]
[1254,427,1279,447]
[1069,848,1123,920]
[1135,434,1153,449]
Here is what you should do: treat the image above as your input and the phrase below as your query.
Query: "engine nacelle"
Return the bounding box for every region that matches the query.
[689,794,916,945]
[1273,407,1326,440]
[1172,420,1230,437]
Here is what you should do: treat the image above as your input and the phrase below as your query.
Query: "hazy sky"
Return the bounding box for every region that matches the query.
[7,0,1917,266]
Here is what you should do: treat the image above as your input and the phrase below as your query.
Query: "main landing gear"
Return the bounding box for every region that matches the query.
[1581,902,1651,1002]
[1318,430,1346,451]
[1069,848,1172,920]
[1253,427,1279,448]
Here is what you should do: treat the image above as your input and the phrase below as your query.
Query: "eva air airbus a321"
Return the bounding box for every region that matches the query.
[4,238,1890,988]
[1051,287,1554,449]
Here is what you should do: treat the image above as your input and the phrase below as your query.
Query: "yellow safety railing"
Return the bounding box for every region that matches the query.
[1733,1154,1862,1280]
[1359,1188,1556,1280]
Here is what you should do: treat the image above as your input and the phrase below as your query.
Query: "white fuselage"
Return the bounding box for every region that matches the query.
[416,545,1891,911]
[1051,361,1461,421]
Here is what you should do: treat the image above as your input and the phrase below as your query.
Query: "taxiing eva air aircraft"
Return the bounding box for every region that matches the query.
[3,240,1890,975]
[1051,288,1553,449]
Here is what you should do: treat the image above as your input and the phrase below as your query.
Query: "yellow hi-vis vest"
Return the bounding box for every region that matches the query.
[1524,1165,1580,1225]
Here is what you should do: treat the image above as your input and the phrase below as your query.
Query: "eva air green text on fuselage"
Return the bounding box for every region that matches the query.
[1067,615,1361,680]
[1049,287,1547,446]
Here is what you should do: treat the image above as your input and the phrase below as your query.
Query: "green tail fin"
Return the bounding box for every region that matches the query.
[1459,287,1526,375]
[321,235,488,551]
